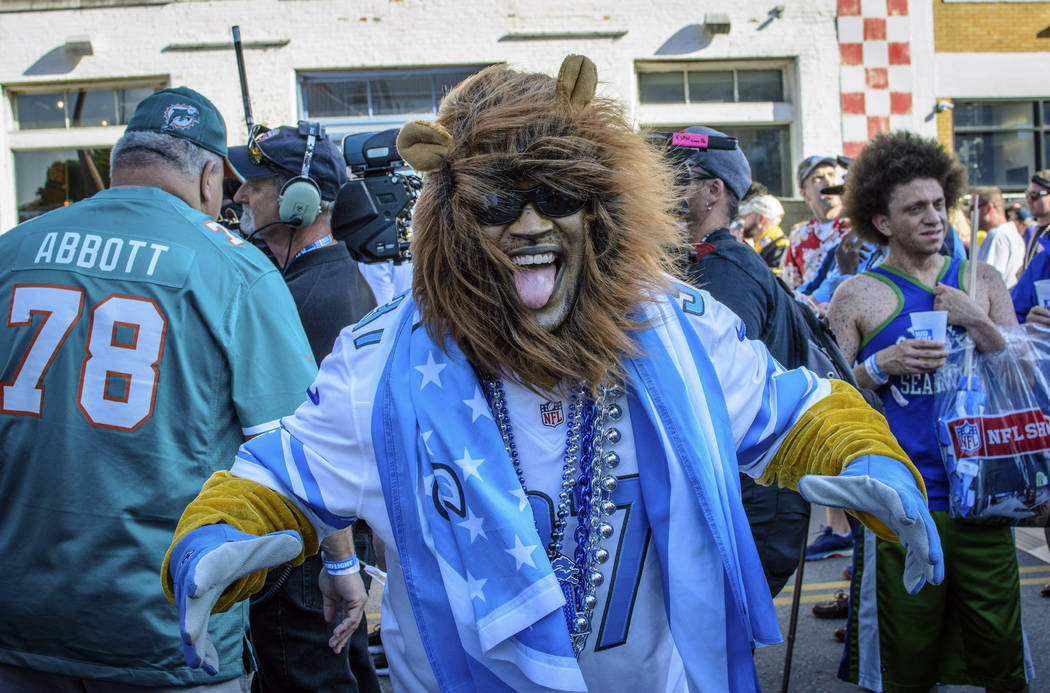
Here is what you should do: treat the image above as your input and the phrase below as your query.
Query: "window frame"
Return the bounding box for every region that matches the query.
[297,65,493,137]
[951,98,1049,192]
[635,59,791,106]
[9,78,166,131]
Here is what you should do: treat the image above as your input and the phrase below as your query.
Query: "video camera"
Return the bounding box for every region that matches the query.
[331,128,419,264]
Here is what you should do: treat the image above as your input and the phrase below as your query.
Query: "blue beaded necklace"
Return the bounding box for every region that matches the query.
[483,378,617,657]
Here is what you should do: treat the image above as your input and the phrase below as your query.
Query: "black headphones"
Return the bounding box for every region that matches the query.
[277,121,325,229]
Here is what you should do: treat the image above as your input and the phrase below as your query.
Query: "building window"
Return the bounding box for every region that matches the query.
[15,148,111,223]
[952,100,1050,190]
[638,67,784,104]
[298,65,490,138]
[14,85,158,130]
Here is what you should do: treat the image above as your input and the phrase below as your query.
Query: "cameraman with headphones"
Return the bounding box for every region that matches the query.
[228,124,379,693]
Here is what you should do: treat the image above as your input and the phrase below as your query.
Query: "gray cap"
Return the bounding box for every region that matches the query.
[673,126,752,199]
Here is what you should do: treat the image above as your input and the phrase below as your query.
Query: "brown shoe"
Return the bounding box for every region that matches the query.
[812,591,849,619]
[834,624,846,642]
[1041,582,1050,598]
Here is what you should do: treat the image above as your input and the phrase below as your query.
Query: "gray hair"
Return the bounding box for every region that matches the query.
[110,130,222,178]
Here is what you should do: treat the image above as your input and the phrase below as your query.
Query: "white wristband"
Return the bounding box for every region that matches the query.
[321,552,360,575]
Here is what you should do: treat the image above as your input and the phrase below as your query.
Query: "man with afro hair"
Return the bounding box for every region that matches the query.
[828,131,1029,693]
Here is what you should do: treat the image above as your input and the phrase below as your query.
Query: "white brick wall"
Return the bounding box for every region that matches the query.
[0,0,847,229]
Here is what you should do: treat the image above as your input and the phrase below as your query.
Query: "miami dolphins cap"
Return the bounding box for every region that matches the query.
[125,86,242,180]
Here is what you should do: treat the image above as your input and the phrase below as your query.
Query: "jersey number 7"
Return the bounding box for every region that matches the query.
[2,284,167,431]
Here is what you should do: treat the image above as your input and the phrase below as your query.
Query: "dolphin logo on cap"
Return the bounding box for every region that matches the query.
[162,103,199,131]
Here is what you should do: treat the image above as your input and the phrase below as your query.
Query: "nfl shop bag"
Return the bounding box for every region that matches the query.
[937,325,1050,527]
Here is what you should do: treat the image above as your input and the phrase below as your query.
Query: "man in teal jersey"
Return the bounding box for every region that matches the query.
[828,131,1028,693]
[0,87,316,690]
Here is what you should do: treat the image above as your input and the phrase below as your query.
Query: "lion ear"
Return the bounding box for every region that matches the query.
[556,54,597,108]
[396,120,454,172]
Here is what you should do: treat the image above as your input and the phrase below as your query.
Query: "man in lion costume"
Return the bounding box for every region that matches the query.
[162,56,943,692]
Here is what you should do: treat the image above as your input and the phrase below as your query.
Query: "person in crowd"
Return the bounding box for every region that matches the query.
[739,192,789,275]
[828,130,1030,693]
[1023,171,1050,268]
[783,155,849,289]
[227,124,380,693]
[1010,228,1050,600]
[0,87,316,690]
[672,126,814,596]
[1011,230,1050,328]
[971,186,1025,289]
[1008,201,1032,239]
[159,56,942,693]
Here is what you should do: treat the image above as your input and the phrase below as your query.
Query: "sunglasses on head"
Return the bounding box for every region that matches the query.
[477,185,586,225]
[247,124,273,166]
[686,162,716,184]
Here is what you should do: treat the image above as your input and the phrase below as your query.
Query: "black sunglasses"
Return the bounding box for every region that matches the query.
[478,185,586,225]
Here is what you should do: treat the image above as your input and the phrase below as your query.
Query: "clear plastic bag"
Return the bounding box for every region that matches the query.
[936,324,1050,526]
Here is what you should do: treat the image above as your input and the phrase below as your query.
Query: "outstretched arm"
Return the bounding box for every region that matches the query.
[161,471,321,675]
[161,471,319,609]
[758,380,942,593]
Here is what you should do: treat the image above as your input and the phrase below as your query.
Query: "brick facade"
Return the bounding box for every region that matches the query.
[934,0,1050,52]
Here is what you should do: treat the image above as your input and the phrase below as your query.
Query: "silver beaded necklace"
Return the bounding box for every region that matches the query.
[483,378,623,657]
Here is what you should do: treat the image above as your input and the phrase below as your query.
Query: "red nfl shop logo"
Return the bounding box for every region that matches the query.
[540,400,564,429]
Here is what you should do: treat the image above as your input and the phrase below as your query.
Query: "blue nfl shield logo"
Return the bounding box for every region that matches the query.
[954,421,981,455]
[540,400,564,429]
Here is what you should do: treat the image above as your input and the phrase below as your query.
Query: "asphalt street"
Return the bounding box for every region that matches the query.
[367,509,1049,692]
[755,509,1050,693]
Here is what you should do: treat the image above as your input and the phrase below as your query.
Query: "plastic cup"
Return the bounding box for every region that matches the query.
[910,310,948,343]
[1034,279,1050,308]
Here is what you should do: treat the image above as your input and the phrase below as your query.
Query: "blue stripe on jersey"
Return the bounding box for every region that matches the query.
[238,429,353,529]
[353,330,383,349]
[736,361,820,469]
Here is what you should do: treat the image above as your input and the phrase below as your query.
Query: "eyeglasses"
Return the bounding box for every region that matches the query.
[686,162,716,185]
[477,185,586,225]
[1026,189,1050,201]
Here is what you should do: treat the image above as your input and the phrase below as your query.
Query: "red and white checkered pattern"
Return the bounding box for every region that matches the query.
[837,0,913,157]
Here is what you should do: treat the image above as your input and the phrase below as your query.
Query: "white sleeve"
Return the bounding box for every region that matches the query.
[230,322,387,540]
[673,285,831,477]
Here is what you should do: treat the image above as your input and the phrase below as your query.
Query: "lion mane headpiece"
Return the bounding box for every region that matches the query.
[397,55,682,392]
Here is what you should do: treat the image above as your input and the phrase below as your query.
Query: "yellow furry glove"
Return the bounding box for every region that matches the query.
[161,471,319,612]
[757,380,926,541]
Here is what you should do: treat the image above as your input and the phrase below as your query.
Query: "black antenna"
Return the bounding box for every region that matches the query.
[232,26,253,132]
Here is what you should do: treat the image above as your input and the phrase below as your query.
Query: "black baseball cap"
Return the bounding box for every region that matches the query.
[229,126,347,200]
[125,86,241,181]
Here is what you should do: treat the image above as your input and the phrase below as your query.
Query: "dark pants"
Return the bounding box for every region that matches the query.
[739,474,810,597]
[249,526,380,693]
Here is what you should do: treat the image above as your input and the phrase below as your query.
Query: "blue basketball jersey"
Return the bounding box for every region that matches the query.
[857,256,966,511]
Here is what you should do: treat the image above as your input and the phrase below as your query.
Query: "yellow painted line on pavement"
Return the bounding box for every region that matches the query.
[779,580,849,592]
[774,573,1048,605]
[773,593,847,606]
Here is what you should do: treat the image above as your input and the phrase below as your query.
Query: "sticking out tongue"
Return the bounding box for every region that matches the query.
[513,263,557,309]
